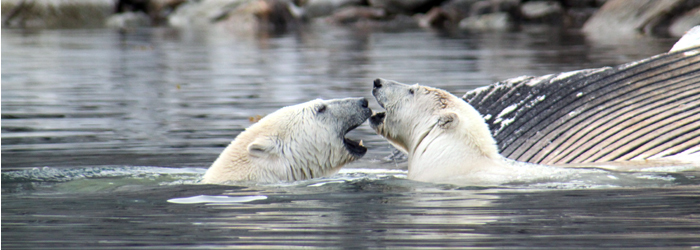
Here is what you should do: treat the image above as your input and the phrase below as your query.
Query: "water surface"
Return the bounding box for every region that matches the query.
[3,25,698,249]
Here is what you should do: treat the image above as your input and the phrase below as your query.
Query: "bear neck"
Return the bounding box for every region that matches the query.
[204,139,256,183]
[405,102,511,183]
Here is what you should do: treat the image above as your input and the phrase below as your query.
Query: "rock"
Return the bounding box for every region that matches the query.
[468,0,520,16]
[669,7,700,37]
[437,0,480,22]
[417,7,452,28]
[417,0,518,29]
[562,7,597,28]
[106,11,151,28]
[368,0,446,14]
[329,6,387,24]
[582,0,699,38]
[458,12,511,31]
[558,0,604,8]
[670,25,700,52]
[105,0,187,26]
[115,0,149,13]
[326,6,419,30]
[1,0,113,29]
[520,1,562,22]
[301,0,365,19]
[168,0,301,32]
[167,0,243,27]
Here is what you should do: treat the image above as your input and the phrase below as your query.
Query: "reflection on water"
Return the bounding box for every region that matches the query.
[3,25,696,249]
[1,25,677,169]
[2,166,699,249]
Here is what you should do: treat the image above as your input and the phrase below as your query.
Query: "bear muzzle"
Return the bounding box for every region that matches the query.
[370,111,385,127]
[341,97,372,157]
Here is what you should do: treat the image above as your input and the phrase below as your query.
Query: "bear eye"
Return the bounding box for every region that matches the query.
[316,104,327,113]
[409,89,415,95]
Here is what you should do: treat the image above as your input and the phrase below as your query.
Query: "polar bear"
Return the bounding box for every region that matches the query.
[369,78,579,186]
[202,97,372,184]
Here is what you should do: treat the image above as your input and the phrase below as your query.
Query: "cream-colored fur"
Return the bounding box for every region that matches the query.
[202,98,372,184]
[370,79,576,186]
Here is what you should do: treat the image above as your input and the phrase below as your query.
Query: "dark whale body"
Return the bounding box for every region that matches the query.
[463,47,700,165]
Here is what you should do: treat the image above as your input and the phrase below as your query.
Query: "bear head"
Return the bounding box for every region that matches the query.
[369,78,500,160]
[204,97,372,183]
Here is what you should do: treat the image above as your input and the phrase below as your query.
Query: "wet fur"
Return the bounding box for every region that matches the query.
[203,98,371,184]
[370,79,581,185]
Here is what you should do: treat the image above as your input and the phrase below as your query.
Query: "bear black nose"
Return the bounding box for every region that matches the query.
[373,79,382,88]
[360,98,369,108]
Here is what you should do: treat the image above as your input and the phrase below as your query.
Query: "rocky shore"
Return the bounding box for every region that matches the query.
[2,0,699,38]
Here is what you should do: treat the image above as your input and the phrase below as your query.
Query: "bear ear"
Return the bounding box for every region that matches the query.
[247,137,277,158]
[438,112,459,129]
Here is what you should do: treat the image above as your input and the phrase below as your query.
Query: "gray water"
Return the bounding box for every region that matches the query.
[3,25,699,249]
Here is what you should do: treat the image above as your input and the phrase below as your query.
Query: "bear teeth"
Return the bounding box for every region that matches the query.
[359,140,364,147]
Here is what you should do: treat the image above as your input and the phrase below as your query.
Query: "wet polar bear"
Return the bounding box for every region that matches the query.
[202,98,372,184]
[369,78,575,186]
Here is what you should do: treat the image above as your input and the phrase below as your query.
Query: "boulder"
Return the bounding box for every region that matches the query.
[437,0,480,22]
[583,0,700,38]
[106,11,151,28]
[417,7,452,28]
[520,1,562,22]
[168,0,245,27]
[368,0,446,14]
[117,0,186,14]
[417,0,518,29]
[669,7,700,37]
[458,12,511,30]
[329,6,387,24]
[326,6,419,30]
[301,0,365,19]
[2,0,113,28]
[168,0,301,32]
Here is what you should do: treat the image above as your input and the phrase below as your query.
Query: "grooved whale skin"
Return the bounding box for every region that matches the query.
[463,47,700,164]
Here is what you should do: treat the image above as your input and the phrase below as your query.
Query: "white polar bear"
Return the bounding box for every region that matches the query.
[369,78,580,186]
[202,97,372,184]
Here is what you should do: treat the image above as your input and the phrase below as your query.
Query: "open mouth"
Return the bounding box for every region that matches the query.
[343,124,367,156]
[369,111,385,127]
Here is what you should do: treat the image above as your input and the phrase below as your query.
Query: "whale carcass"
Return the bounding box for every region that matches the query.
[463,46,700,166]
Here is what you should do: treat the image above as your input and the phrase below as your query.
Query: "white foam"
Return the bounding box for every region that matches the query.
[167,195,267,204]
[338,168,407,174]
